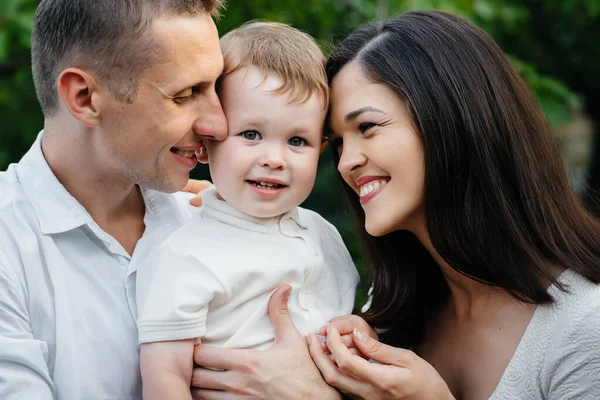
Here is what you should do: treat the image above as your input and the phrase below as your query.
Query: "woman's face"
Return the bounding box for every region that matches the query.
[329,61,425,237]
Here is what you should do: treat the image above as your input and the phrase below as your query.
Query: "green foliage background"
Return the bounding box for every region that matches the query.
[1,0,599,307]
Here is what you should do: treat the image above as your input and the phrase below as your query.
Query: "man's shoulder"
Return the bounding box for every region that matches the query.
[0,167,38,282]
[0,165,20,210]
[0,167,38,235]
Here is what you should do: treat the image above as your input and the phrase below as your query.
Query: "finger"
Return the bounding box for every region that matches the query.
[352,328,414,367]
[320,315,355,335]
[193,344,251,371]
[321,315,378,340]
[308,334,371,396]
[327,325,394,384]
[322,333,355,352]
[182,179,213,194]
[268,285,302,346]
[328,347,365,364]
[189,194,204,207]
[191,366,236,391]
[191,388,243,400]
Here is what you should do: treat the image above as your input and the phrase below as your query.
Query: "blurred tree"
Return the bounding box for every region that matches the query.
[486,0,600,215]
[0,0,41,170]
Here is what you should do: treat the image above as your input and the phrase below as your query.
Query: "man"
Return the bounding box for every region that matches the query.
[0,0,339,399]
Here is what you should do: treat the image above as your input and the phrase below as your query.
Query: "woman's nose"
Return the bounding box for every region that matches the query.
[337,138,366,176]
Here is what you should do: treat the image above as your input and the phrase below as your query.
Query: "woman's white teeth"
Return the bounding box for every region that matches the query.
[360,180,387,197]
[174,149,195,158]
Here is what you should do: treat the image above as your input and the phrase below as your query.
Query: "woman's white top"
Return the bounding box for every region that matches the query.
[490,269,600,399]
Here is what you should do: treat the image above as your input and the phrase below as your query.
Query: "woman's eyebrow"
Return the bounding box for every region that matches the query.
[344,106,385,123]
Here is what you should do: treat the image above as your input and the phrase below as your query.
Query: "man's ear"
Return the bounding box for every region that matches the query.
[319,138,329,153]
[56,68,102,127]
[197,140,209,164]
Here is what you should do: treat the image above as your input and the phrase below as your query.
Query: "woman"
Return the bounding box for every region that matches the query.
[306,10,600,400]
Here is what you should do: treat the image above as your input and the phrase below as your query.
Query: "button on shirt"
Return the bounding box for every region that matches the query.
[0,133,197,399]
[136,187,359,349]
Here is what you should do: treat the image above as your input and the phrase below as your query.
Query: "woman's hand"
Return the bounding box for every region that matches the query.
[319,315,379,359]
[181,179,213,207]
[308,324,454,400]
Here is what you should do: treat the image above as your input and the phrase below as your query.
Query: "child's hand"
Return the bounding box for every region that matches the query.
[317,315,379,360]
[181,179,213,207]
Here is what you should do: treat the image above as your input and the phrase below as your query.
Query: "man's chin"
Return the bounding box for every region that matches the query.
[138,176,186,194]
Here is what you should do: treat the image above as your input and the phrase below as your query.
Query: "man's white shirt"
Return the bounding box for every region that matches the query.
[0,133,196,399]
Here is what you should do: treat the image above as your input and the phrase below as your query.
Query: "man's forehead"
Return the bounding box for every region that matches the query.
[142,15,223,88]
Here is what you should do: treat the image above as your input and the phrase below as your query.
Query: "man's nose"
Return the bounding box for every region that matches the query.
[192,92,228,141]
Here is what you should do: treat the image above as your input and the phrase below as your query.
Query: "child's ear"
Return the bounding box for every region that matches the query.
[197,141,209,164]
[319,138,328,153]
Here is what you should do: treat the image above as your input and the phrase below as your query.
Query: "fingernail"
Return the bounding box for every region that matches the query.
[284,287,291,300]
[326,323,331,334]
[354,328,367,342]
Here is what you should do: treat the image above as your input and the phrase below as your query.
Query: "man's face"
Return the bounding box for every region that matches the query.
[98,14,227,193]
[207,66,326,218]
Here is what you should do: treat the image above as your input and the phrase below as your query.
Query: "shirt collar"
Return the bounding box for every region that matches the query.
[201,186,307,233]
[16,132,95,235]
[16,131,190,236]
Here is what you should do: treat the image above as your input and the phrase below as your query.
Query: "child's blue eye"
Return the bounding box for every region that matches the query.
[241,130,261,141]
[288,137,306,147]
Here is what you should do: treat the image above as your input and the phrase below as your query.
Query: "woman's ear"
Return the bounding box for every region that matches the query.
[56,68,102,127]
[196,140,209,164]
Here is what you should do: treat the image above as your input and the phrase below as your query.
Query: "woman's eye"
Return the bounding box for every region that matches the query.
[358,122,376,133]
[288,137,306,147]
[241,130,262,141]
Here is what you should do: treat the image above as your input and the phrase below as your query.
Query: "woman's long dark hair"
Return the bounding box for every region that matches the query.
[326,10,600,349]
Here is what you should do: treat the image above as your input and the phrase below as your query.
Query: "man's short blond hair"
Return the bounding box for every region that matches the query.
[219,21,329,107]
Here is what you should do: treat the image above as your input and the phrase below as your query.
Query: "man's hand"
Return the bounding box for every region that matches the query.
[181,179,213,207]
[191,285,341,400]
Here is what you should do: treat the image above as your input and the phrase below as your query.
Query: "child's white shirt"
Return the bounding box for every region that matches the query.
[136,186,359,349]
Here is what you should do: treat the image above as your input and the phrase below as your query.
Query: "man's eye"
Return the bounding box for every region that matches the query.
[173,87,199,104]
[241,130,261,141]
[288,137,306,147]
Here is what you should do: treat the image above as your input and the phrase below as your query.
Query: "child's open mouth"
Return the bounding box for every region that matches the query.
[246,180,287,190]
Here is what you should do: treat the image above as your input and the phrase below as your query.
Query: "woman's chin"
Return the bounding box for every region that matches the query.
[365,220,393,237]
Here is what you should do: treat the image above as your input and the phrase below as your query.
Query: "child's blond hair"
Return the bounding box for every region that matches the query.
[219,21,329,107]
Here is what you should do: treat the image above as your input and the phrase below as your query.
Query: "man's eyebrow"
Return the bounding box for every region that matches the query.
[344,106,385,123]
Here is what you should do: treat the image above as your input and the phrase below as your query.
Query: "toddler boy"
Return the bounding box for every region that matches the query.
[136,22,359,399]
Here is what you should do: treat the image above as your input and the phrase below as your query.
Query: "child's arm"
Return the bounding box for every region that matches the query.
[140,339,195,400]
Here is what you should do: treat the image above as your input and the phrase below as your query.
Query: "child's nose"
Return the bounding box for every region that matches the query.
[258,146,286,169]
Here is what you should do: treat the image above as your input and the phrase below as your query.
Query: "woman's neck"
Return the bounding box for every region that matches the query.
[414,227,522,321]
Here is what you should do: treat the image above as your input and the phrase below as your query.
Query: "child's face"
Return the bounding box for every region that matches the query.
[206,66,326,218]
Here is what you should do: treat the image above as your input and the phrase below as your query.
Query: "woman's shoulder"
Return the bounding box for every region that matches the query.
[537,270,600,398]
[548,269,600,318]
